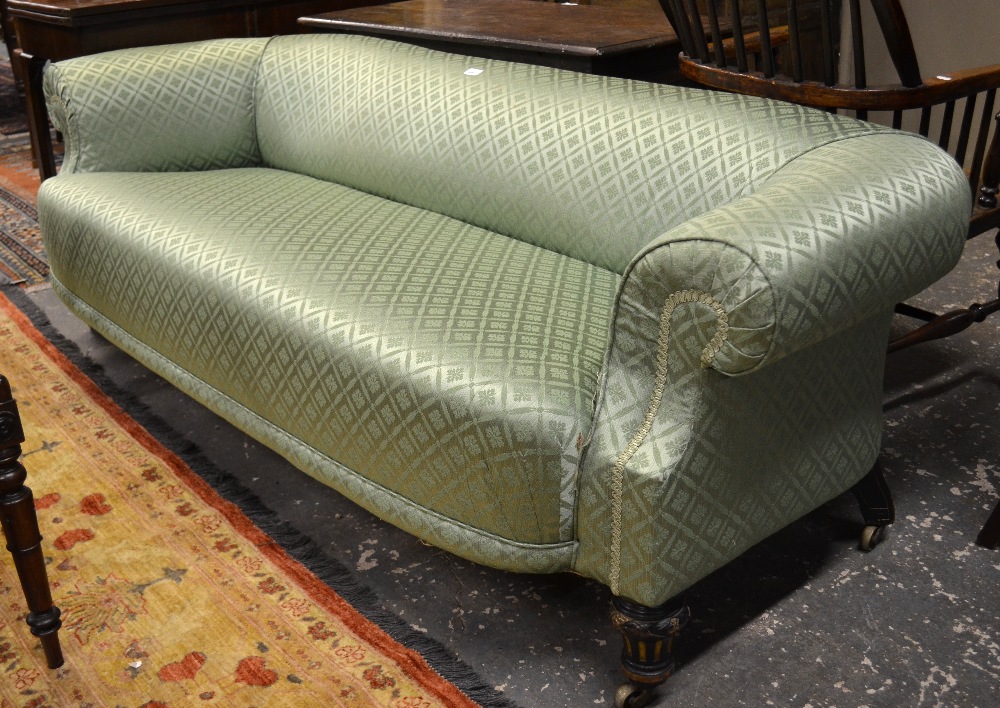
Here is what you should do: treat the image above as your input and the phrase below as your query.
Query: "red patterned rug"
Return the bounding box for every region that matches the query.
[0,184,46,286]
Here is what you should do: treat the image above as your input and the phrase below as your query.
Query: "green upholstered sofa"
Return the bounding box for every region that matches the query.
[38,34,970,704]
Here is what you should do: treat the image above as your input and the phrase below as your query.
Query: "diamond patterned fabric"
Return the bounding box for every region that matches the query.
[576,311,893,604]
[44,39,267,174]
[39,35,972,606]
[576,133,970,605]
[254,34,887,274]
[40,169,618,546]
[617,133,972,378]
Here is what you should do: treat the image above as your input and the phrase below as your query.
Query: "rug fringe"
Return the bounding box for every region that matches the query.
[2,285,520,708]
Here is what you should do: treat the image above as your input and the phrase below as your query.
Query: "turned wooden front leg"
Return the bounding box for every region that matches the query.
[0,375,63,669]
[851,461,896,551]
[610,595,689,706]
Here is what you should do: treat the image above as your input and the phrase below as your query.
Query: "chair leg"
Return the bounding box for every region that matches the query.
[977,108,1000,210]
[887,298,1000,352]
[609,595,689,708]
[0,376,64,669]
[975,500,1000,549]
[851,460,895,552]
[888,211,1000,353]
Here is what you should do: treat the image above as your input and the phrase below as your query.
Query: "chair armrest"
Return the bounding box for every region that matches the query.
[682,61,1000,112]
[43,39,270,175]
[612,132,971,378]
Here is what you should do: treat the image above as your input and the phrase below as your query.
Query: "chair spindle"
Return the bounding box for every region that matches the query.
[918,105,932,138]
[819,0,836,86]
[787,0,803,83]
[892,110,903,130]
[665,0,696,61]
[658,0,678,30]
[969,89,998,197]
[849,0,866,89]
[938,100,957,152]
[954,95,978,169]
[705,0,726,68]
[685,0,710,63]
[730,0,749,73]
[755,0,775,78]
[979,119,1000,208]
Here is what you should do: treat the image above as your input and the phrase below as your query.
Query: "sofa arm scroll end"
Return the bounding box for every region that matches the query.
[42,38,271,175]
[617,238,778,380]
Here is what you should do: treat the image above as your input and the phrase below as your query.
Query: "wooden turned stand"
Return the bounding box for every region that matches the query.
[0,375,63,669]
[610,595,689,707]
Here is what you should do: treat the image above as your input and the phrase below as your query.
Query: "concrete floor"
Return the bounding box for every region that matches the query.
[21,230,1000,707]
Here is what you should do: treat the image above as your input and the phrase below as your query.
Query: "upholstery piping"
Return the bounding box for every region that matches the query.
[608,289,729,595]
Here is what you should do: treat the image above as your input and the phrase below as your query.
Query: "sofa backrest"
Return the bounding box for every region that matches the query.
[255,34,886,274]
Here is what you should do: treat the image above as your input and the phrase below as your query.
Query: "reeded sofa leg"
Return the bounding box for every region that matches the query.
[610,595,689,707]
[851,461,895,552]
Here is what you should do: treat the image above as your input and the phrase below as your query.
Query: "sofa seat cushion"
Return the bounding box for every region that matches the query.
[39,168,619,545]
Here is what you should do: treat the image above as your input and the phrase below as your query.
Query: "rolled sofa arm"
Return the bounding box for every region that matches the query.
[575,131,970,605]
[617,131,971,377]
[43,38,270,175]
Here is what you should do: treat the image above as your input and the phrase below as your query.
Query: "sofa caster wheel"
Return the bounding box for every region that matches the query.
[860,523,886,551]
[610,596,687,707]
[853,463,894,552]
[615,683,656,708]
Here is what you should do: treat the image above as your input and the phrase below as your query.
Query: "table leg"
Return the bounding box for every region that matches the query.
[14,49,57,181]
[0,375,64,669]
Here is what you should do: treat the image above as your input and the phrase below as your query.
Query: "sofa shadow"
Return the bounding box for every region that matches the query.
[884,367,1000,412]
[673,500,857,662]
[883,317,999,394]
[520,492,860,668]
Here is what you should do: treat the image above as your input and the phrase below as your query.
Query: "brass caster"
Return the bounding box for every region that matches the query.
[615,682,657,708]
[860,524,886,552]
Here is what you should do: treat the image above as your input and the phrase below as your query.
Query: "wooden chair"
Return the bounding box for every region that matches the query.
[0,374,64,669]
[660,0,1000,352]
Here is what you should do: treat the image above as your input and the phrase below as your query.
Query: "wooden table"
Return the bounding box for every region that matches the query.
[7,0,382,180]
[300,0,682,82]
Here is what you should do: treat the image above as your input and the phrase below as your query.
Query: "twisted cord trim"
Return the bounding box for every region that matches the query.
[609,290,729,595]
